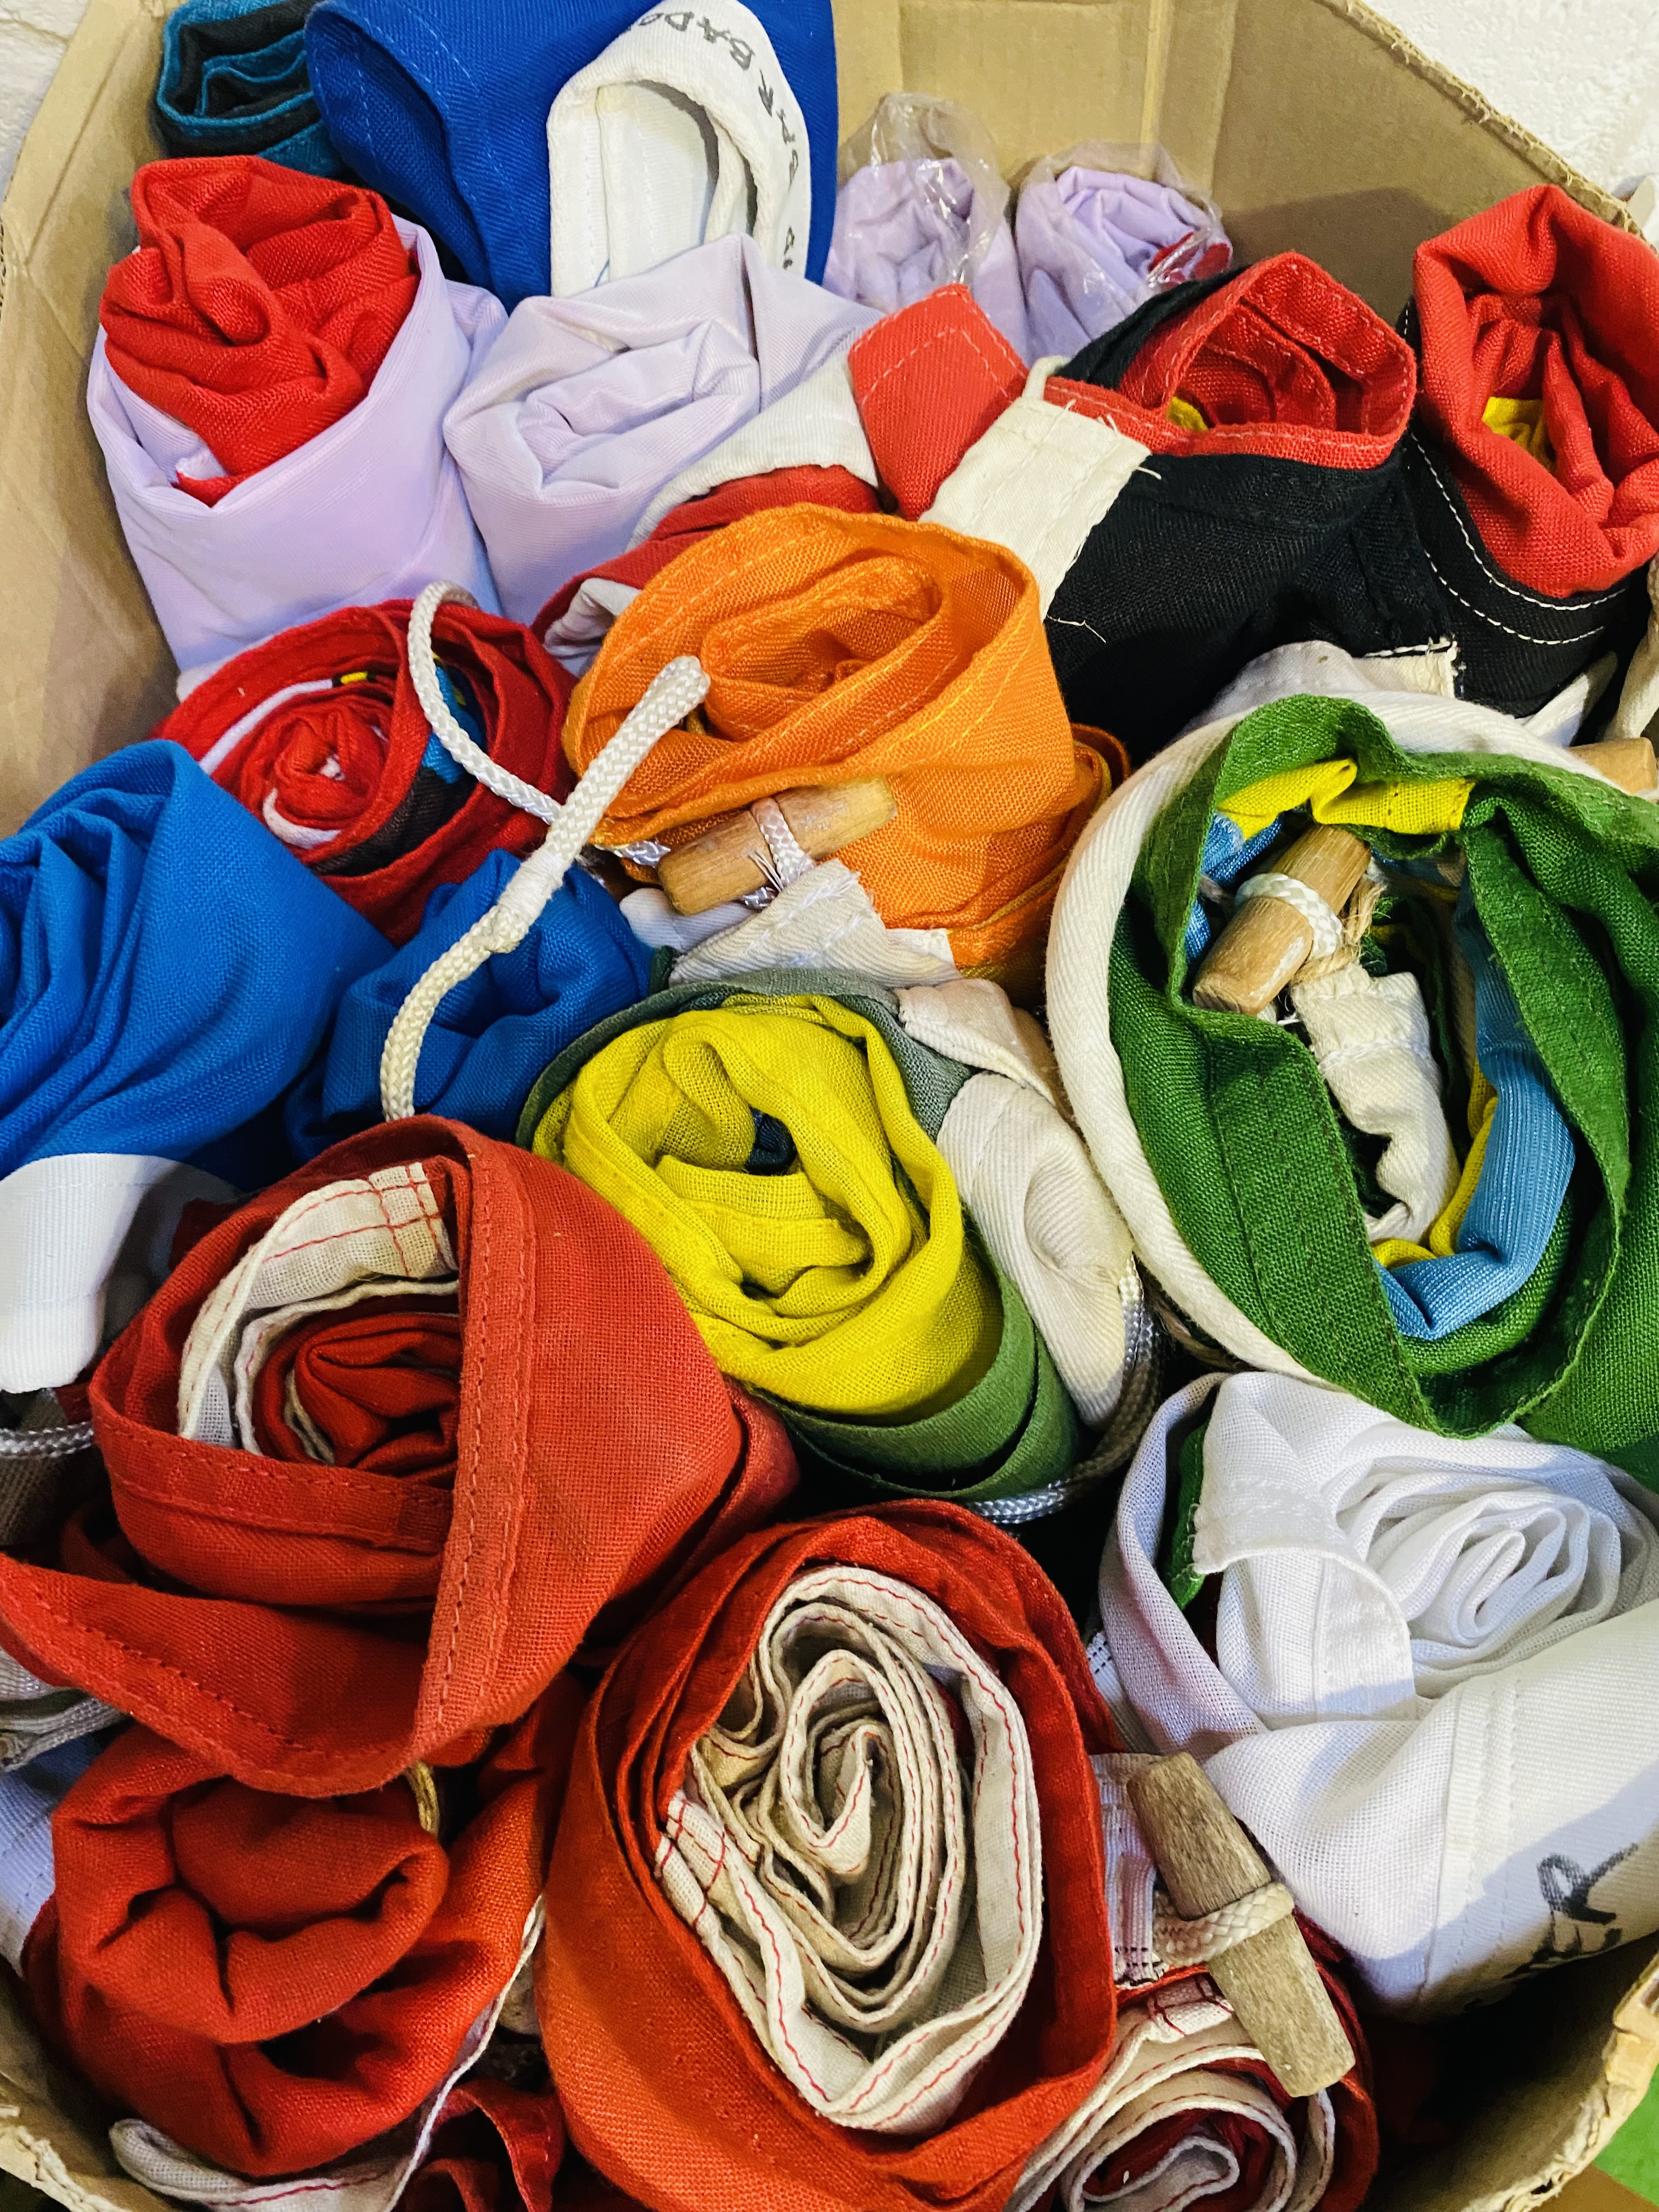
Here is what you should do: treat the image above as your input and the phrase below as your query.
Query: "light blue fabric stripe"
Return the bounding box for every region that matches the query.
[1183,813,1283,961]
[0,1731,110,1971]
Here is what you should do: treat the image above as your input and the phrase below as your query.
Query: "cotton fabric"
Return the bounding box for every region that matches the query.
[443,236,873,624]
[0,1119,796,1793]
[1103,1373,1659,2012]
[304,0,838,310]
[560,505,1105,977]
[0,1737,108,1975]
[155,0,340,176]
[159,599,575,944]
[541,1504,1118,2212]
[0,743,387,1393]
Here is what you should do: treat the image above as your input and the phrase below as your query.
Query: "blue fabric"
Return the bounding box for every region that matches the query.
[1379,906,1576,1341]
[1183,813,1283,962]
[304,0,838,308]
[1,744,388,1188]
[157,0,344,175]
[286,849,652,1153]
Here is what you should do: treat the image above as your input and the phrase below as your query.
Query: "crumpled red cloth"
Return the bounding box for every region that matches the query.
[541,1503,1116,2212]
[249,1296,461,1479]
[158,599,575,944]
[23,1691,571,2177]
[1413,182,1659,595]
[406,2080,567,2212]
[101,157,419,502]
[0,1121,797,1795]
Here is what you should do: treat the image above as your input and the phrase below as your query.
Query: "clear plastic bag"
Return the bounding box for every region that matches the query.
[1015,140,1232,360]
[823,92,1031,359]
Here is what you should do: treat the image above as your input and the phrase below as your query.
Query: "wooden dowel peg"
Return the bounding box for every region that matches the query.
[655,778,898,916]
[1192,825,1372,1017]
[1573,737,1658,794]
[1127,1753,1355,2101]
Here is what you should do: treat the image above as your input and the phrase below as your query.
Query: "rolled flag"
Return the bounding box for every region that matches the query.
[519,972,1081,1506]
[542,1504,1118,2212]
[1104,1372,1659,2012]
[443,235,873,624]
[21,1700,563,2173]
[157,598,576,945]
[90,160,499,681]
[304,0,838,310]
[0,1119,797,1793]
[1045,683,1659,1468]
[155,0,341,177]
[0,743,388,1394]
[825,94,1030,362]
[1014,142,1232,359]
[558,506,1108,981]
[548,1,814,296]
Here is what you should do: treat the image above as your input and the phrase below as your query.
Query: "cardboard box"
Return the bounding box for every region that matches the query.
[1,0,1656,2204]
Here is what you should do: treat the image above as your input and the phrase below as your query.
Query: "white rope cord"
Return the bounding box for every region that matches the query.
[380,652,710,1121]
[405,581,564,824]
[0,1421,94,1458]
[1233,871,1344,958]
[1153,1879,1295,1966]
[749,796,816,888]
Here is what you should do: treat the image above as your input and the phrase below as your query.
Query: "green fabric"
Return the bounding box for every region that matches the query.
[1159,1419,1208,1610]
[1601,2069,1659,2202]
[518,966,1077,1502]
[1114,695,1659,1465]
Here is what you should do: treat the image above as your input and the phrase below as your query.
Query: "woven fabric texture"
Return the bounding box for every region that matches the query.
[155,0,341,176]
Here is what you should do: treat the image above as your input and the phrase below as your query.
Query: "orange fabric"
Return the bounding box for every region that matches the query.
[0,1120,797,1796]
[26,1688,574,2176]
[563,507,1105,973]
[102,157,417,501]
[541,1504,1117,2212]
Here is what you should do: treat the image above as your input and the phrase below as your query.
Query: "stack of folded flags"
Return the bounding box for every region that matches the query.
[7,13,1659,2211]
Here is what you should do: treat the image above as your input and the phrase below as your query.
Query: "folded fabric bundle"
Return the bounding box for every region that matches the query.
[1105,1372,1659,2012]
[159,599,575,944]
[1014,142,1232,361]
[304,0,837,311]
[0,743,387,1395]
[90,175,499,681]
[520,973,1080,1505]
[156,0,341,177]
[0,1119,796,1792]
[561,506,1107,978]
[22,1702,560,2173]
[1046,684,1659,1468]
[541,1503,1118,2212]
[825,94,1030,361]
[0,1646,118,1775]
[443,236,873,624]
[547,0,815,297]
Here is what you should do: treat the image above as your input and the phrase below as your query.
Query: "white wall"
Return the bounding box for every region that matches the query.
[0,0,91,199]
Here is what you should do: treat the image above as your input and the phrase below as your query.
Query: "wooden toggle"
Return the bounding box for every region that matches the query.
[1127,1753,1356,2101]
[1192,825,1372,1017]
[1573,736,1658,794]
[656,779,898,916]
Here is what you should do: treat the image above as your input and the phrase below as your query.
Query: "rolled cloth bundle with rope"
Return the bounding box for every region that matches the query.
[0,1119,796,1795]
[539,1504,1118,2212]
[517,971,1158,1510]
[1047,680,1659,1470]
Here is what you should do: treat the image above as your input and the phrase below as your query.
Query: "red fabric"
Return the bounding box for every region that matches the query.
[533,467,881,642]
[0,1121,797,1795]
[1414,183,1659,594]
[849,265,1415,518]
[406,2080,566,2212]
[157,600,574,945]
[249,1297,461,1481]
[24,1689,573,2176]
[101,157,417,501]
[541,1504,1118,2212]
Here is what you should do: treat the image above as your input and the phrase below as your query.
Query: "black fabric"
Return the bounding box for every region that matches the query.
[155,0,327,161]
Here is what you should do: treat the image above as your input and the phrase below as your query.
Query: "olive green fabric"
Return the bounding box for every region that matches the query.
[1113,695,1659,1472]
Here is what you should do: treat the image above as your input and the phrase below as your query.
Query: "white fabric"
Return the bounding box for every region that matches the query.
[0,1150,180,1392]
[547,1,811,296]
[921,358,1149,613]
[178,1161,459,1446]
[630,349,877,545]
[1094,1753,1161,1986]
[1102,1370,1659,2013]
[1010,1977,1337,2212]
[895,977,1064,1105]
[110,1901,545,2212]
[1233,870,1345,958]
[444,235,872,622]
[542,575,641,676]
[89,222,500,684]
[0,1737,111,1972]
[622,886,757,953]
[1045,665,1636,1373]
[0,1651,118,1773]
[656,1564,1041,2134]
[1289,964,1460,1244]
[669,859,957,986]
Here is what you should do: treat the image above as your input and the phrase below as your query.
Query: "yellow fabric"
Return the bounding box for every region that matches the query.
[1483,396,1556,473]
[1166,394,1209,433]
[1374,1067,1498,1268]
[1222,758,1474,842]
[528,996,1000,1418]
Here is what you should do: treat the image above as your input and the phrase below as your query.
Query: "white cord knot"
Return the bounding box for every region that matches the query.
[1233,871,1344,958]
[1153,1879,1295,1967]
